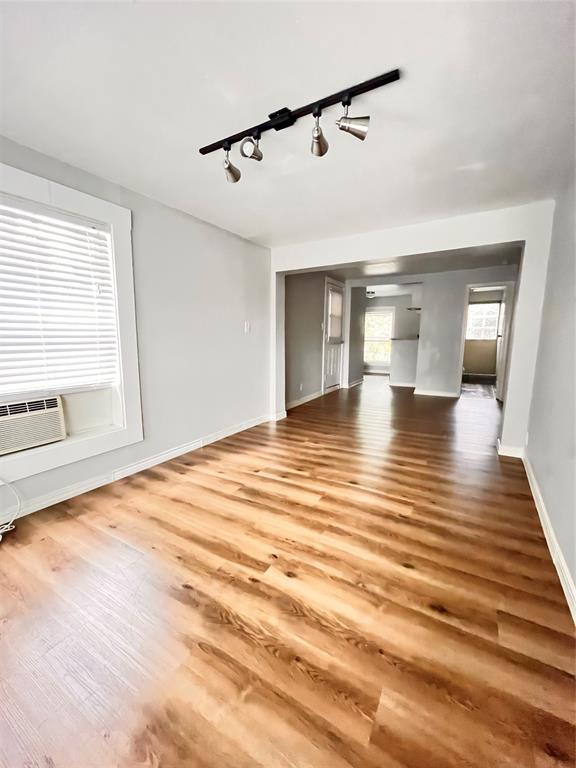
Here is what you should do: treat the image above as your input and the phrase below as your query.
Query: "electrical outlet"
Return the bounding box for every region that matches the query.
[244,320,251,335]
[299,383,303,392]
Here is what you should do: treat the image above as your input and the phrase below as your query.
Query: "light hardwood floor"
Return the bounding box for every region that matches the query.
[1,378,574,768]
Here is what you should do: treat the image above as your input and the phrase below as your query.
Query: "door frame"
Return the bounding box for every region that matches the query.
[321,277,345,393]
[459,280,517,401]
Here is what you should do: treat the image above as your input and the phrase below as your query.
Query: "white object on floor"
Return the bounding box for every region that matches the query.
[0,475,22,543]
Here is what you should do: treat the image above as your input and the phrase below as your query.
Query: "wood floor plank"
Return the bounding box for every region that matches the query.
[1,379,574,767]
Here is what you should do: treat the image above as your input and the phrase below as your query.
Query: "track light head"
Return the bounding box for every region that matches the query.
[311,113,329,157]
[336,104,370,141]
[240,135,263,162]
[223,146,241,183]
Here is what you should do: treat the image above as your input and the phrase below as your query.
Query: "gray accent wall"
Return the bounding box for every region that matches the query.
[526,174,576,583]
[0,137,271,511]
[284,272,326,406]
[348,288,366,385]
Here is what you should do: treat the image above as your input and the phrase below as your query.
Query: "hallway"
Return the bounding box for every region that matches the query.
[1,378,574,768]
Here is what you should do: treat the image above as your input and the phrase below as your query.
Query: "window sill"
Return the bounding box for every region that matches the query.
[0,382,121,403]
[0,421,142,482]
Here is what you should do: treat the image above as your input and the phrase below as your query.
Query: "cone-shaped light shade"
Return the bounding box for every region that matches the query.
[311,116,329,157]
[240,137,263,161]
[223,153,241,183]
[336,115,370,141]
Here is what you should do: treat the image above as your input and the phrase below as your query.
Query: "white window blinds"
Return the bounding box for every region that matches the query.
[0,200,120,399]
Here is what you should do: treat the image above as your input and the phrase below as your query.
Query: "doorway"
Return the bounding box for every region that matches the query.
[462,285,514,402]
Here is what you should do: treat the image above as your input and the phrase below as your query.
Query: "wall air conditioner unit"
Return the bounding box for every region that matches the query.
[0,397,66,456]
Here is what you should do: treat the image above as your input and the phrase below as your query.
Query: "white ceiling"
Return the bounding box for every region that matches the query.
[313,242,523,280]
[0,2,573,248]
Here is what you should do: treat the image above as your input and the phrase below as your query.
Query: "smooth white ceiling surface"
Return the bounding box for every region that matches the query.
[308,242,523,280]
[0,2,573,247]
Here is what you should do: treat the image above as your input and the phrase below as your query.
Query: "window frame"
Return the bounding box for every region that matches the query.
[364,306,395,366]
[0,163,143,482]
[465,301,501,341]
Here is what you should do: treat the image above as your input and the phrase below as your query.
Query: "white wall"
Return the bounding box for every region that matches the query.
[415,265,516,396]
[0,137,271,513]
[469,289,504,303]
[526,174,576,596]
[348,288,366,385]
[270,273,286,419]
[272,202,555,452]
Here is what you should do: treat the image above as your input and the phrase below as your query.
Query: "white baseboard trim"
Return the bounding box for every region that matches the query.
[523,455,576,625]
[344,378,364,389]
[497,439,525,458]
[199,414,269,448]
[10,413,270,521]
[113,437,203,482]
[287,390,323,410]
[389,381,416,388]
[271,410,287,421]
[413,388,460,398]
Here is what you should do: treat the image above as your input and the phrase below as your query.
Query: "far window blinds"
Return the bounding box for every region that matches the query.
[0,200,120,399]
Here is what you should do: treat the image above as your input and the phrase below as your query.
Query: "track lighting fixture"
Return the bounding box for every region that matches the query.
[336,103,370,141]
[240,133,263,161]
[311,111,329,157]
[199,68,400,182]
[222,144,241,183]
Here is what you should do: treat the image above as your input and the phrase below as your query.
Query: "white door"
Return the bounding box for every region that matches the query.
[323,280,344,391]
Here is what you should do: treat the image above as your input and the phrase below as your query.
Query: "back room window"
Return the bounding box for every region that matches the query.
[465,302,501,341]
[364,309,394,364]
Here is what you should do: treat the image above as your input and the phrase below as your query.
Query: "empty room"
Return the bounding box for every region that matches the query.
[0,2,574,767]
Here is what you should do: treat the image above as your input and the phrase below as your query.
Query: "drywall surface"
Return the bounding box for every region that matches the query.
[469,289,504,303]
[415,265,517,395]
[0,137,271,510]
[272,203,550,273]
[285,272,326,406]
[463,341,497,375]
[348,288,366,384]
[526,175,576,583]
[271,272,286,418]
[390,340,418,386]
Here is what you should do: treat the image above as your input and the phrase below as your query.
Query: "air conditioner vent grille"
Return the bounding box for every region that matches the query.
[0,396,66,455]
[0,398,60,418]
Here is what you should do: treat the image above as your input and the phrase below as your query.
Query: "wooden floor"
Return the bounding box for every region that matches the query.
[1,378,574,768]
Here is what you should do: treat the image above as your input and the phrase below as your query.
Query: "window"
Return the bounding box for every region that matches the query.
[0,162,142,483]
[364,309,394,364]
[466,303,501,340]
[327,286,343,340]
[0,200,120,399]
